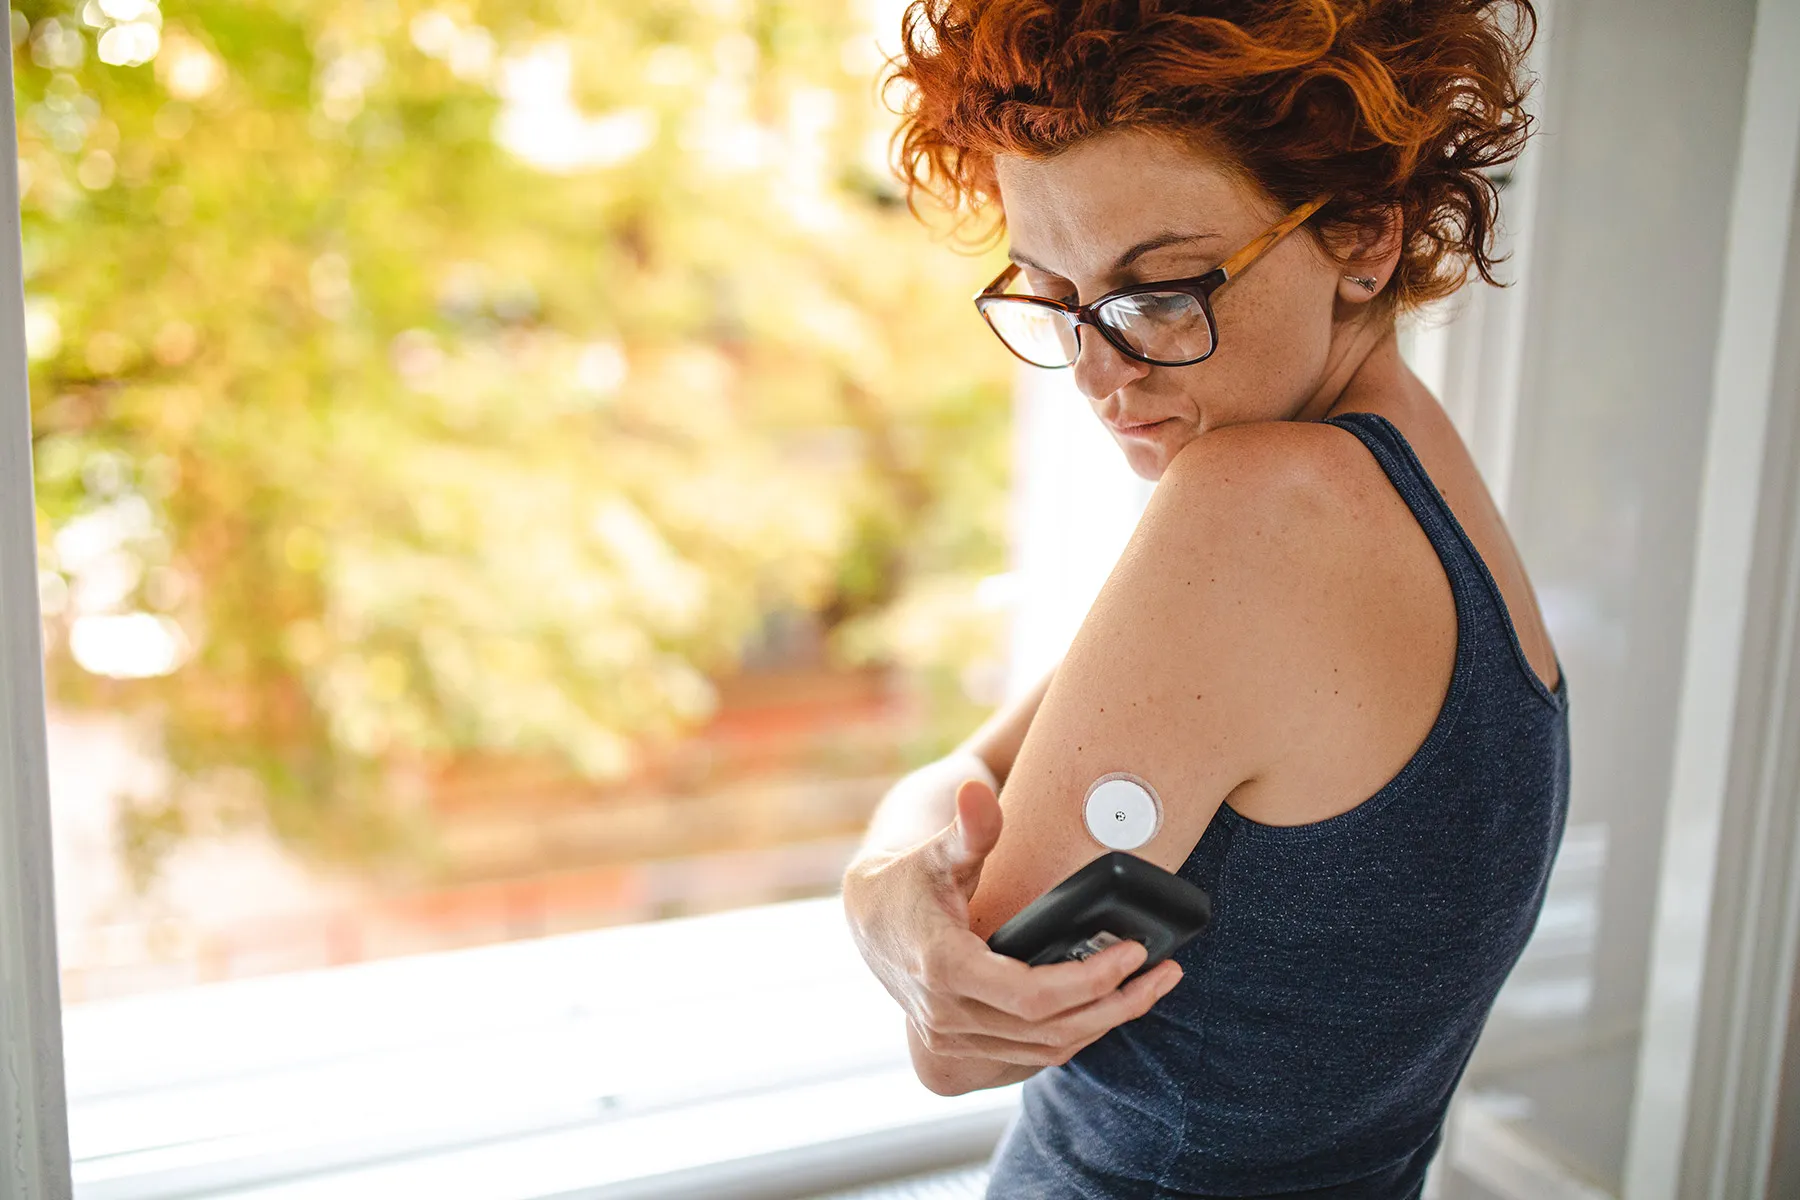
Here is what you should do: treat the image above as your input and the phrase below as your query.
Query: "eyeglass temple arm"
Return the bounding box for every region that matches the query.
[975,197,1326,299]
[1217,196,1330,282]
[975,262,1021,301]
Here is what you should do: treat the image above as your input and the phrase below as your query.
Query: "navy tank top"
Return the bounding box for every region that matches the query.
[984,411,1572,1199]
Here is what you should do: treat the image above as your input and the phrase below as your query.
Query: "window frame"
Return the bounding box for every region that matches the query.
[8,4,1800,1196]
[54,895,1020,1198]
[0,39,76,1200]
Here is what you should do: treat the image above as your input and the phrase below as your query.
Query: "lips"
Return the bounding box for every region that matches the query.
[1109,417,1176,437]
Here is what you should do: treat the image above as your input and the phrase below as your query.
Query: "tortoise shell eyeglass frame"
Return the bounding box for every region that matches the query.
[972,195,1332,369]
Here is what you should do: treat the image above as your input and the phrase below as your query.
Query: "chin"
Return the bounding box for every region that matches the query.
[1118,440,1170,482]
[1115,427,1199,482]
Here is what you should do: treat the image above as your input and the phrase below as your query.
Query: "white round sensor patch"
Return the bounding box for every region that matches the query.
[1083,772,1162,850]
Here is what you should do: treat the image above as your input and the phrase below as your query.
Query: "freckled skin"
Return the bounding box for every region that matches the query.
[891,114,1569,1107]
[991,128,1399,471]
[961,126,1564,937]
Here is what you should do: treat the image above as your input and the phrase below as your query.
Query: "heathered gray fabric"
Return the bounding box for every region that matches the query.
[986,411,1572,1198]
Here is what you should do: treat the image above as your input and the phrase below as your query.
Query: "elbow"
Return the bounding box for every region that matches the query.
[908,1034,970,1097]
[915,1057,1009,1097]
[916,1066,969,1097]
[907,1019,978,1096]
[908,1023,1039,1095]
[919,1058,1043,1095]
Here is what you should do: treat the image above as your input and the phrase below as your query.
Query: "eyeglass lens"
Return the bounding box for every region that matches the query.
[981,301,1080,368]
[981,291,1214,367]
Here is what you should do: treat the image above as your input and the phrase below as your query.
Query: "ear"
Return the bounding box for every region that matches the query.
[1332,205,1404,305]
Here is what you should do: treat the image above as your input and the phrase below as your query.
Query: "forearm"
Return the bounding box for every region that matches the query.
[954,655,1059,791]
[850,657,1061,863]
[849,748,995,863]
[907,1016,1042,1096]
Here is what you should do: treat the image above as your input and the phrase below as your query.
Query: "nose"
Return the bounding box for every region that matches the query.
[1070,322,1152,405]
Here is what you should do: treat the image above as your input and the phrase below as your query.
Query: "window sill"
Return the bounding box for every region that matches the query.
[63,895,1020,1199]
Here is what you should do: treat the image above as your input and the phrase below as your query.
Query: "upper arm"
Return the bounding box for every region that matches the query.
[966,423,1354,940]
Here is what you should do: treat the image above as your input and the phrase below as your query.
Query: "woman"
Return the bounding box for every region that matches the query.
[839,1,1567,1197]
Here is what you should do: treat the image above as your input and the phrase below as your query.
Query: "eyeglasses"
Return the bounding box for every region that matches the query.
[972,195,1330,369]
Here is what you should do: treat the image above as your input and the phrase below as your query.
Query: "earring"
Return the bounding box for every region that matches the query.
[1344,274,1378,293]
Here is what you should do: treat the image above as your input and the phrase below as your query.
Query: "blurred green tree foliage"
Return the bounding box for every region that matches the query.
[10,0,1013,885]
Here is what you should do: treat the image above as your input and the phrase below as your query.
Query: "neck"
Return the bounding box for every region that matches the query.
[1290,314,1406,424]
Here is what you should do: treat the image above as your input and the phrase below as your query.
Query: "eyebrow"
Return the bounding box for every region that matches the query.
[1008,230,1224,277]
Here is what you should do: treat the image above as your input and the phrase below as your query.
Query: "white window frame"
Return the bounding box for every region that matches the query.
[1622,0,1800,1194]
[52,895,1019,1199]
[8,2,1800,1195]
[1,36,76,1200]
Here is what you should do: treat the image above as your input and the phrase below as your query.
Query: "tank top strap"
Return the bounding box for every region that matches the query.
[1319,410,1498,632]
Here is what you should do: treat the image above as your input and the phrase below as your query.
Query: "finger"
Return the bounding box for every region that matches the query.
[928,935,1161,1033]
[937,779,1003,889]
[1040,959,1183,1047]
[924,965,1183,1065]
[996,935,1156,1019]
[954,777,1002,852]
[975,957,1182,1049]
[932,932,1145,1019]
[913,1028,1070,1068]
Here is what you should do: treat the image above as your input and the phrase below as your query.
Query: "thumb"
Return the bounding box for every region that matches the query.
[945,776,1003,883]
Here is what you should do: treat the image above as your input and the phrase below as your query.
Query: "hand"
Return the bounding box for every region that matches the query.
[842,772,1183,1090]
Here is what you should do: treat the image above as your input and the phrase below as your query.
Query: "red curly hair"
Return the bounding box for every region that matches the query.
[885,0,1538,313]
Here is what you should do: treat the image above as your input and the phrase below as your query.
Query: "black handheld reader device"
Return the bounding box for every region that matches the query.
[985,851,1212,984]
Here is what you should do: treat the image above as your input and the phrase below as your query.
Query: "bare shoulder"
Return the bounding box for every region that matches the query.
[1136,416,1459,810]
[1142,418,1399,587]
[964,416,1454,936]
[1151,416,1461,826]
[1150,415,1454,661]
[1160,417,1398,518]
